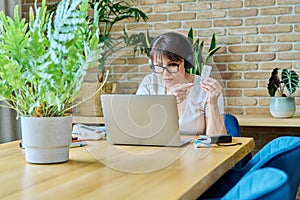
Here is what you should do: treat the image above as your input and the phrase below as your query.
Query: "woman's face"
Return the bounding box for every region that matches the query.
[152,55,186,86]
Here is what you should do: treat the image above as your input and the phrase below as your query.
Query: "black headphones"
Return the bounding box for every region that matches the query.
[183,55,194,72]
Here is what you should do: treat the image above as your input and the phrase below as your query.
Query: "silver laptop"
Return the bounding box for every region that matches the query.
[101,94,191,147]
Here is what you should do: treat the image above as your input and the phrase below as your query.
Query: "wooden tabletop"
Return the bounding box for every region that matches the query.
[0,137,254,200]
[235,114,300,127]
[235,109,300,127]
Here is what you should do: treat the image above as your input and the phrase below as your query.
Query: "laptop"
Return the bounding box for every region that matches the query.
[101,94,191,147]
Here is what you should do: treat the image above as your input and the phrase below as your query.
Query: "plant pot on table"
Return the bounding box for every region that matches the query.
[21,116,72,164]
[269,96,296,118]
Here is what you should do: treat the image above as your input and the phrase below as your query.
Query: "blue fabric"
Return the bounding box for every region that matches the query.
[242,136,300,200]
[198,136,300,200]
[222,167,290,200]
[224,114,252,168]
[224,114,241,137]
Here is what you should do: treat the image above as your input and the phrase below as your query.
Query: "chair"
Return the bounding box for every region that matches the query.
[199,136,300,200]
[222,167,291,200]
[241,136,300,199]
[224,114,252,168]
[224,113,241,137]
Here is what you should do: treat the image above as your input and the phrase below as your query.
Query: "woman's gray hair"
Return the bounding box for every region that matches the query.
[149,32,194,72]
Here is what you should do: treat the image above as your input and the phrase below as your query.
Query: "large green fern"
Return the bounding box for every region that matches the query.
[0,0,103,117]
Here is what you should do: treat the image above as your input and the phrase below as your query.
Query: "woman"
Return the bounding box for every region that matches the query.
[136,32,226,136]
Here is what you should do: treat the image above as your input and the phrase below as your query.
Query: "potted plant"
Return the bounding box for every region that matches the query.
[0,0,105,163]
[186,28,221,75]
[89,0,148,81]
[267,68,299,118]
[61,0,148,117]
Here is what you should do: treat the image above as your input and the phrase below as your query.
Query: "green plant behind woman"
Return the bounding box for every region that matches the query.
[49,0,149,82]
[187,28,221,75]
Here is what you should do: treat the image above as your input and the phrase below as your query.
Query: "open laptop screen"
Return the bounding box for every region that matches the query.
[101,94,190,147]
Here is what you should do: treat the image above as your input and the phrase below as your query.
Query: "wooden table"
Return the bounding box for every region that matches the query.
[0,137,254,200]
[236,109,300,127]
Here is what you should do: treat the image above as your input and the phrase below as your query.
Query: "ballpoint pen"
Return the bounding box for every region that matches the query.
[70,141,86,148]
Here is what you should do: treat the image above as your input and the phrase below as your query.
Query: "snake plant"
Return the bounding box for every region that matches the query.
[187,28,221,75]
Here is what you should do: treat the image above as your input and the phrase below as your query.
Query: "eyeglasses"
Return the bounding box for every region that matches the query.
[152,63,180,74]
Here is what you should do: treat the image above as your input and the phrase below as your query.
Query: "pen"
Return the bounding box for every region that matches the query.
[70,141,86,148]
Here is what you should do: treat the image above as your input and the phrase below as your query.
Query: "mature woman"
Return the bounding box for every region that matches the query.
[136,32,226,136]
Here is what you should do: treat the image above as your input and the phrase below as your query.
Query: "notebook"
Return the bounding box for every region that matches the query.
[100,94,191,147]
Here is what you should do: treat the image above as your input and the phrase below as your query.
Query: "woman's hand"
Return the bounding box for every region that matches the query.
[201,77,222,105]
[168,83,193,104]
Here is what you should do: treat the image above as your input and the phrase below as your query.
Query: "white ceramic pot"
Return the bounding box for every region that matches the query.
[269,97,295,118]
[21,116,72,164]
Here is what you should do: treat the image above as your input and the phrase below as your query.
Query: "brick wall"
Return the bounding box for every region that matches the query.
[113,0,300,117]
[20,0,300,116]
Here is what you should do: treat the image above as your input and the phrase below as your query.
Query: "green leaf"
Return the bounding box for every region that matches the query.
[282,69,299,96]
[187,27,194,44]
[204,46,221,64]
[208,33,217,52]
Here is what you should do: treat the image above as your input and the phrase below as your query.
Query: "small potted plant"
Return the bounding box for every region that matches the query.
[267,68,299,118]
[186,28,221,75]
[0,0,105,163]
